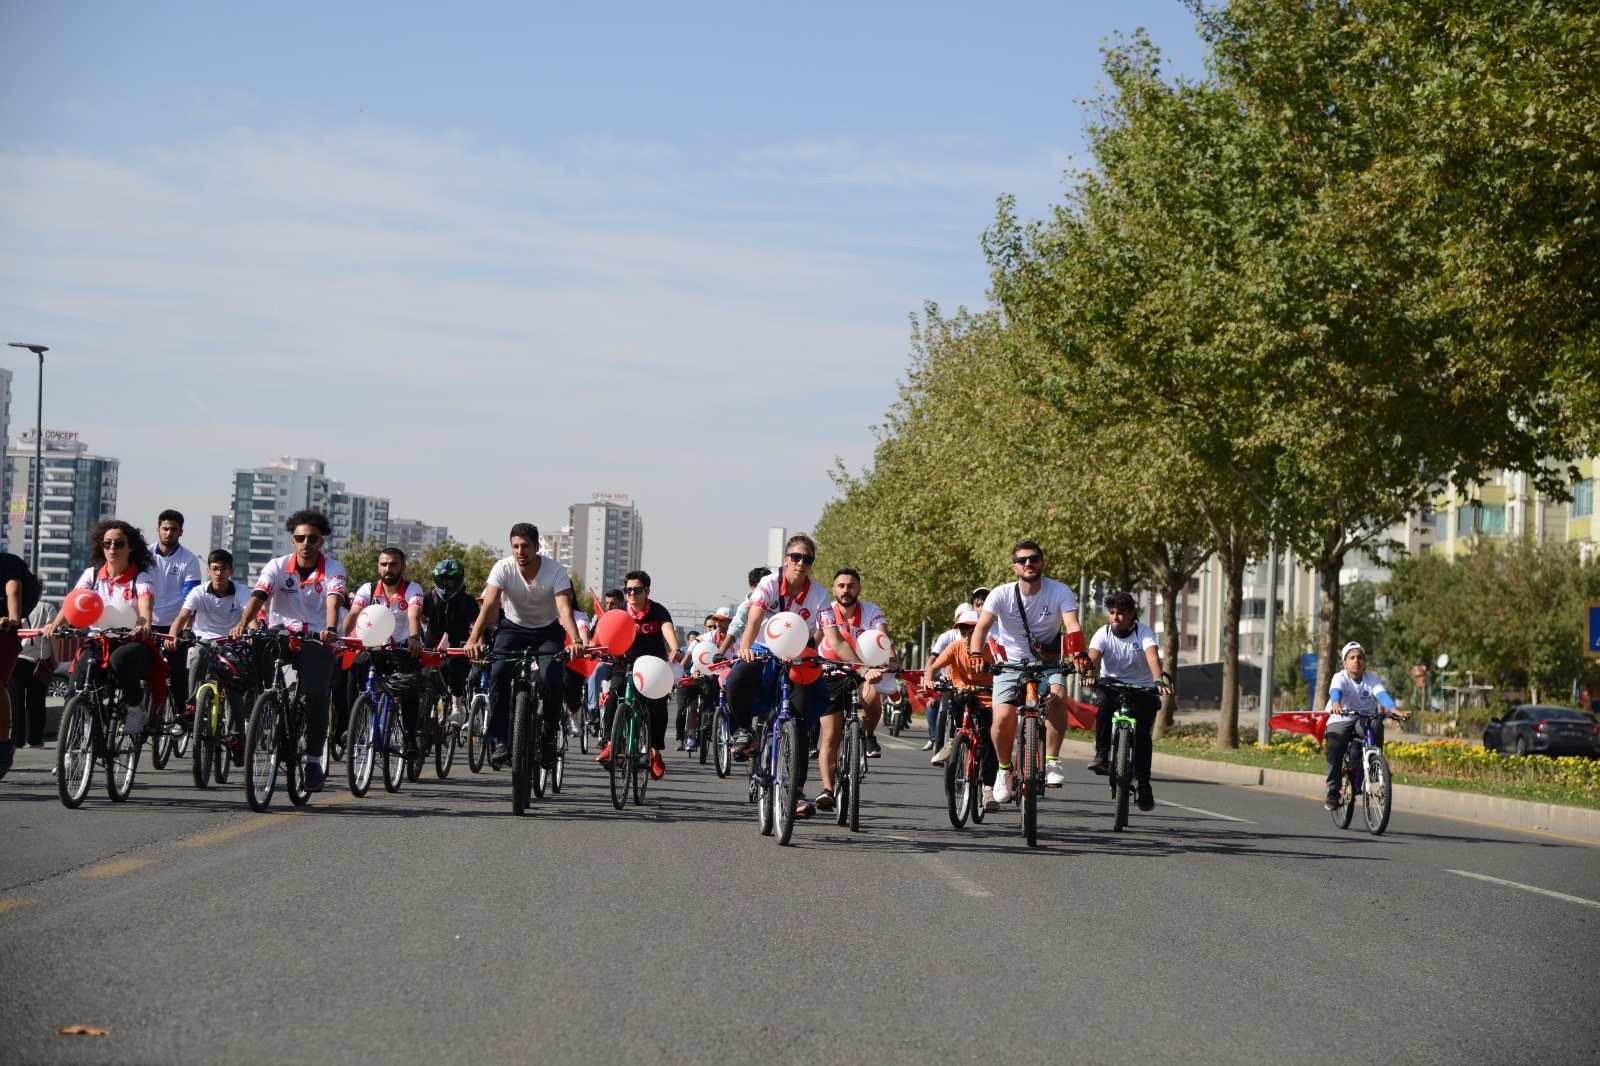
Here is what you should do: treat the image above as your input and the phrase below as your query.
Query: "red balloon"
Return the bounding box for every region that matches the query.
[63,588,105,628]
[591,610,637,656]
[789,649,822,686]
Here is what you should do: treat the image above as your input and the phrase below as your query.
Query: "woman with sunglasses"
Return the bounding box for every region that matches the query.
[42,519,160,736]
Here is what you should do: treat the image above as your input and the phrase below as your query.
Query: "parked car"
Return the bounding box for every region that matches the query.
[47,661,70,699]
[1483,705,1600,757]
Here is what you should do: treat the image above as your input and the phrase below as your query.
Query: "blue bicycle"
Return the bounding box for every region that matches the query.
[347,645,410,797]
[465,660,492,774]
[1332,710,1399,835]
[745,652,803,846]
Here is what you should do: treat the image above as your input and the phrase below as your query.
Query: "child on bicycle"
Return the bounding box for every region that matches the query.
[1322,642,1407,809]
[925,605,999,808]
[1083,591,1172,811]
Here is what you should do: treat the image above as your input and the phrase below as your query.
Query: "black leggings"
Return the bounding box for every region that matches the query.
[71,640,155,707]
[1091,684,1160,782]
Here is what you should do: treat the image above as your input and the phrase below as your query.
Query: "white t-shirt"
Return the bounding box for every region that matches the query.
[486,555,571,629]
[1325,670,1395,725]
[182,582,253,640]
[1090,622,1159,687]
[982,577,1079,661]
[148,543,203,625]
[252,553,348,633]
[349,579,426,642]
[573,610,592,638]
[74,566,155,631]
[817,600,887,661]
[927,628,959,679]
[745,573,831,638]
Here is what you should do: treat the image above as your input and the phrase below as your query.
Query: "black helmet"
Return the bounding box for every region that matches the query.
[432,558,465,595]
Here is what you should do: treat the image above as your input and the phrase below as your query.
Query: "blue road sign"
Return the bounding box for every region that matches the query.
[1300,652,1319,680]
[1588,604,1600,659]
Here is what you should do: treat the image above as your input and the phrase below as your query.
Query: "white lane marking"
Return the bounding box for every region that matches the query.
[1154,799,1254,824]
[1446,870,1600,910]
[886,834,992,898]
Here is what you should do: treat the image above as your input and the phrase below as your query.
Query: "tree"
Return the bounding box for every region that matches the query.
[339,533,380,591]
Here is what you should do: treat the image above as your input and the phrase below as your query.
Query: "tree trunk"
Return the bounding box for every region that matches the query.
[1153,571,1184,739]
[1217,543,1245,749]
[1313,558,1344,713]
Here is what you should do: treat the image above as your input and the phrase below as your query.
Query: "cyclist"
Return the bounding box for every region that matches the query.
[1322,642,1407,810]
[728,534,832,816]
[564,603,593,737]
[1082,590,1173,812]
[345,546,426,757]
[230,509,348,791]
[43,520,162,736]
[421,558,478,728]
[923,604,967,754]
[810,568,891,811]
[0,550,42,780]
[677,608,728,752]
[170,549,254,751]
[595,570,680,780]
[966,540,1087,801]
[462,523,585,769]
[717,566,772,658]
[148,510,203,721]
[926,604,999,807]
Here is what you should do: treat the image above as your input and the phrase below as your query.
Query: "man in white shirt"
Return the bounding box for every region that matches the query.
[463,523,585,768]
[150,510,203,724]
[345,546,428,753]
[966,540,1087,799]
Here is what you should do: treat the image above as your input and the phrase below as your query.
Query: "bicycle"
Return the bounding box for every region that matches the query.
[821,661,895,833]
[1093,678,1147,831]
[51,625,147,808]
[1331,710,1399,835]
[992,659,1061,848]
[147,682,181,772]
[242,629,318,812]
[940,683,992,830]
[477,647,566,816]
[465,661,491,773]
[346,644,411,798]
[594,653,652,810]
[881,679,912,737]
[413,649,462,780]
[743,652,803,846]
[186,635,255,790]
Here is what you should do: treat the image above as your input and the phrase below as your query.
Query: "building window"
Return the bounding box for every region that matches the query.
[1460,502,1505,537]
[1574,478,1594,519]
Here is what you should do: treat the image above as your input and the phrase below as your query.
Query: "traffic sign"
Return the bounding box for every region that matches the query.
[1300,653,1319,681]
[1587,604,1600,659]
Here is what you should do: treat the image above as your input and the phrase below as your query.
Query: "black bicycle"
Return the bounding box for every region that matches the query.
[1331,710,1401,835]
[242,630,318,812]
[477,647,566,815]
[53,626,146,808]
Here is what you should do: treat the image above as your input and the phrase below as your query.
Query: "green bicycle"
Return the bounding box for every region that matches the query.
[598,655,652,810]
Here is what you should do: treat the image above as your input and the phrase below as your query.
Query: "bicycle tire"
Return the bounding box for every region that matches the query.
[214,696,234,785]
[630,711,649,806]
[834,727,852,828]
[1363,748,1393,835]
[244,692,281,812]
[105,715,139,802]
[774,718,799,846]
[348,695,375,797]
[57,695,95,808]
[1021,714,1040,847]
[510,688,533,814]
[192,687,215,789]
[1333,762,1356,829]
[529,708,548,801]
[847,722,863,833]
[435,706,457,779]
[1112,723,1133,831]
[607,700,630,811]
[149,693,175,770]
[944,733,972,829]
[467,694,487,773]
[550,724,567,794]
[714,713,732,779]
[286,702,311,807]
[756,727,775,835]
[382,700,405,794]
[968,737,986,825]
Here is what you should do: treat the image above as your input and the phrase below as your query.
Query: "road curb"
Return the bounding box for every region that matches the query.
[1056,739,1600,843]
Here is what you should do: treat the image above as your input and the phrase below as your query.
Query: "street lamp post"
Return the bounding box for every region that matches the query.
[6,343,47,573]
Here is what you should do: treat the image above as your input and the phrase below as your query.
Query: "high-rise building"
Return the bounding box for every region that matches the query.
[210,514,226,554]
[389,517,449,560]
[2,430,118,596]
[0,368,11,526]
[567,494,642,594]
[540,526,573,569]
[767,527,787,569]
[225,457,390,581]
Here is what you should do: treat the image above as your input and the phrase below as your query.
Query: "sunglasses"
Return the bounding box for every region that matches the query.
[293,533,324,545]
[1013,554,1043,565]
[624,586,648,595]
[102,538,128,549]
[786,552,815,565]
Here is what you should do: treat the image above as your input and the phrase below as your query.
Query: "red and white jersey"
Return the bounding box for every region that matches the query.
[746,573,831,638]
[74,565,154,629]
[349,579,425,642]
[253,553,348,633]
[817,599,887,661]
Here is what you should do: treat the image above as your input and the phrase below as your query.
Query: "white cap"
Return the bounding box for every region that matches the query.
[1340,641,1365,659]
[955,605,981,626]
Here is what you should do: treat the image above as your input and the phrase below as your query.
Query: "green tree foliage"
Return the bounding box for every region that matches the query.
[339,533,380,591]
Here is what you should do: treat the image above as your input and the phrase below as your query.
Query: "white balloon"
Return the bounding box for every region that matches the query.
[759,611,809,659]
[99,597,137,629]
[690,639,719,677]
[631,655,675,700]
[354,603,396,647]
[874,673,900,695]
[856,630,894,668]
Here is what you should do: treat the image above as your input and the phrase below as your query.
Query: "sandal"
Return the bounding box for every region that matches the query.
[795,795,816,819]
[813,788,836,812]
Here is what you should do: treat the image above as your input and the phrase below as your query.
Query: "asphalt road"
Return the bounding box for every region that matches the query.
[2,727,1597,1065]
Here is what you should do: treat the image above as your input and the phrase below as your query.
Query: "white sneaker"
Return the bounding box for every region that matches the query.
[122,706,148,736]
[565,716,581,737]
[982,786,998,812]
[931,738,958,766]
[1045,760,1066,788]
[992,770,1013,804]
[449,697,467,728]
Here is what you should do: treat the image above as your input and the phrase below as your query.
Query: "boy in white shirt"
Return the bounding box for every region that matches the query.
[1083,590,1172,811]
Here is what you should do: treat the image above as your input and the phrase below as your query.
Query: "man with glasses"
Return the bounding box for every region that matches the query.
[231,509,347,791]
[966,540,1087,800]
[596,571,680,780]
[727,533,832,817]
[463,523,585,769]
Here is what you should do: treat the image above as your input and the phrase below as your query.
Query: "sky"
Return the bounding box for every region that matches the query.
[0,0,1207,608]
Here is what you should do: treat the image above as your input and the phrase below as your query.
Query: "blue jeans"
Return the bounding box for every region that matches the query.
[927,695,942,742]
[587,661,613,712]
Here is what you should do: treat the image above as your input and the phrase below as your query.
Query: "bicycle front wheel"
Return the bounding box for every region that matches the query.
[510,688,533,814]
[630,713,650,806]
[192,687,216,790]
[467,694,487,773]
[57,695,95,808]
[714,712,732,779]
[286,704,311,807]
[348,695,375,797]
[774,718,799,846]
[382,702,405,794]
[1021,715,1041,847]
[835,726,853,828]
[944,733,972,829]
[1332,762,1357,829]
[435,697,457,779]
[244,692,281,812]
[846,721,863,832]
[148,693,175,770]
[105,716,139,802]
[606,701,629,811]
[1112,723,1133,832]
[1363,748,1393,835]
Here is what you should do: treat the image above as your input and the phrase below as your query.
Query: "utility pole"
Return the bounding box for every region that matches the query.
[1257,542,1278,747]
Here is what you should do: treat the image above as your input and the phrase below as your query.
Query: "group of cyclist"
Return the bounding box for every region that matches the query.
[0,506,1404,833]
